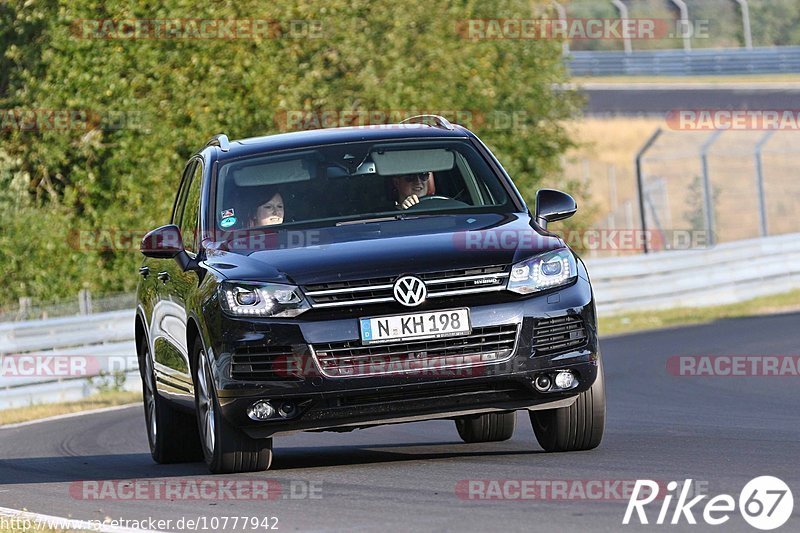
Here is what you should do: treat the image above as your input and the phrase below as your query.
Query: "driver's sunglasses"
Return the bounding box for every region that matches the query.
[402,172,430,183]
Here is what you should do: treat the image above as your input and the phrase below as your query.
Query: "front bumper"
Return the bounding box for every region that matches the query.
[206,275,599,438]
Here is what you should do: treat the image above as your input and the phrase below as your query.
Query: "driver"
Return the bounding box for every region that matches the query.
[393,171,432,210]
[251,190,285,226]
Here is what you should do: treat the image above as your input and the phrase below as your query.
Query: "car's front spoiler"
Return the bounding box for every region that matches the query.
[218,358,598,438]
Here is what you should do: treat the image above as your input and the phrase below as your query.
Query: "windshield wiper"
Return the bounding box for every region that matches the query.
[335,215,406,226]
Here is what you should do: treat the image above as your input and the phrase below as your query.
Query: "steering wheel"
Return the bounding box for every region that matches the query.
[418,195,451,202]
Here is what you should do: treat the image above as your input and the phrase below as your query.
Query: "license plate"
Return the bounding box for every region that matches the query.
[360,308,471,345]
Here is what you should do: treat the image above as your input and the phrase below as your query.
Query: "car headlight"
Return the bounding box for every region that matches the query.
[507,248,577,295]
[219,281,310,317]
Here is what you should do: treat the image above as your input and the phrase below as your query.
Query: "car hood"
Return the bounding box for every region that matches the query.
[203,213,564,285]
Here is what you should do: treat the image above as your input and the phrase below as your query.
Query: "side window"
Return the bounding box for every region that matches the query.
[171,162,196,226]
[180,162,204,254]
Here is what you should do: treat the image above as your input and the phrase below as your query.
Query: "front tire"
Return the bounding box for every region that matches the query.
[530,358,606,452]
[193,338,273,474]
[455,412,516,443]
[139,340,203,463]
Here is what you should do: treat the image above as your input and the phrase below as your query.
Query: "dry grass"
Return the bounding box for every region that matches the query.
[600,289,800,336]
[562,117,800,244]
[562,116,662,221]
[0,527,65,533]
[0,390,141,426]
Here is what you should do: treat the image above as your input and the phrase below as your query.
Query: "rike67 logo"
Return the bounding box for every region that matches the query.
[624,477,793,530]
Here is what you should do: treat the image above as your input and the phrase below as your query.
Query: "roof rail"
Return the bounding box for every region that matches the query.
[206,133,230,152]
[400,115,455,131]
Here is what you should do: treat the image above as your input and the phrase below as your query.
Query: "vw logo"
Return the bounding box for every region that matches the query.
[393,275,427,307]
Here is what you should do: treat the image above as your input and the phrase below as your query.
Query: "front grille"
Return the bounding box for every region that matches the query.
[230,346,301,381]
[533,315,588,356]
[302,265,509,308]
[311,323,520,378]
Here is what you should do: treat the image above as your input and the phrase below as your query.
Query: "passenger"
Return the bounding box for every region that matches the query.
[252,190,285,226]
[393,171,432,209]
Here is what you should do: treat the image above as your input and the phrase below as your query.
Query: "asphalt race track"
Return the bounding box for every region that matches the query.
[581,84,800,115]
[1,312,798,532]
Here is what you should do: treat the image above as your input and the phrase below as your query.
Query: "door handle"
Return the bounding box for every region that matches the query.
[139,266,150,278]
[157,271,171,283]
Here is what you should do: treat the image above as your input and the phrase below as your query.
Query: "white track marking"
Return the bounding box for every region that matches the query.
[0,403,139,430]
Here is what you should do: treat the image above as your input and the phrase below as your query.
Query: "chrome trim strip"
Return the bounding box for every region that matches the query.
[309,323,521,378]
[427,285,506,298]
[424,272,509,285]
[317,336,517,360]
[310,296,397,308]
[305,284,394,296]
[307,284,506,308]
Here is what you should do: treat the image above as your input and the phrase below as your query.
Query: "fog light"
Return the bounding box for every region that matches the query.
[278,401,296,418]
[554,371,575,389]
[534,374,552,392]
[247,400,275,421]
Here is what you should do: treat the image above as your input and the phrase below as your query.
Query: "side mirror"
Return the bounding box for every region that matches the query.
[141,224,198,271]
[141,224,184,259]
[535,189,577,230]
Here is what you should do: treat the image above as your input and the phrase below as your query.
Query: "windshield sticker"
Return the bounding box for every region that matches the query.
[220,208,235,218]
[220,216,237,228]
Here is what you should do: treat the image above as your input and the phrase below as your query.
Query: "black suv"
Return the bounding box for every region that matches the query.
[136,115,605,474]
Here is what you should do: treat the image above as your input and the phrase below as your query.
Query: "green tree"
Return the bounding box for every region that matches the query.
[1,0,581,307]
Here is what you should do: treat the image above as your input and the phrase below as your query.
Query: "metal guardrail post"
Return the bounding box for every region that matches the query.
[552,1,569,55]
[635,127,663,254]
[611,0,632,55]
[754,130,776,237]
[668,0,692,51]
[700,130,723,247]
[734,0,753,49]
[78,289,93,315]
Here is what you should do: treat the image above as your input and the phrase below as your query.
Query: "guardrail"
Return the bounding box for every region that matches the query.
[588,233,800,314]
[0,310,139,410]
[567,46,800,76]
[2,232,800,410]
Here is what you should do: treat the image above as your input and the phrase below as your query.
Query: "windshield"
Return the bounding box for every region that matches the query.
[214,139,514,230]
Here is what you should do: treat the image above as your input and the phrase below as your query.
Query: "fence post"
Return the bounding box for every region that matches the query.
[611,0,632,55]
[754,130,775,237]
[734,0,753,49]
[79,289,93,315]
[552,1,569,55]
[700,130,723,246]
[635,127,663,253]
[669,0,692,52]
[16,297,32,321]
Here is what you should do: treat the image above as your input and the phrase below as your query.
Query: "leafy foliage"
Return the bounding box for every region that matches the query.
[1,0,581,306]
